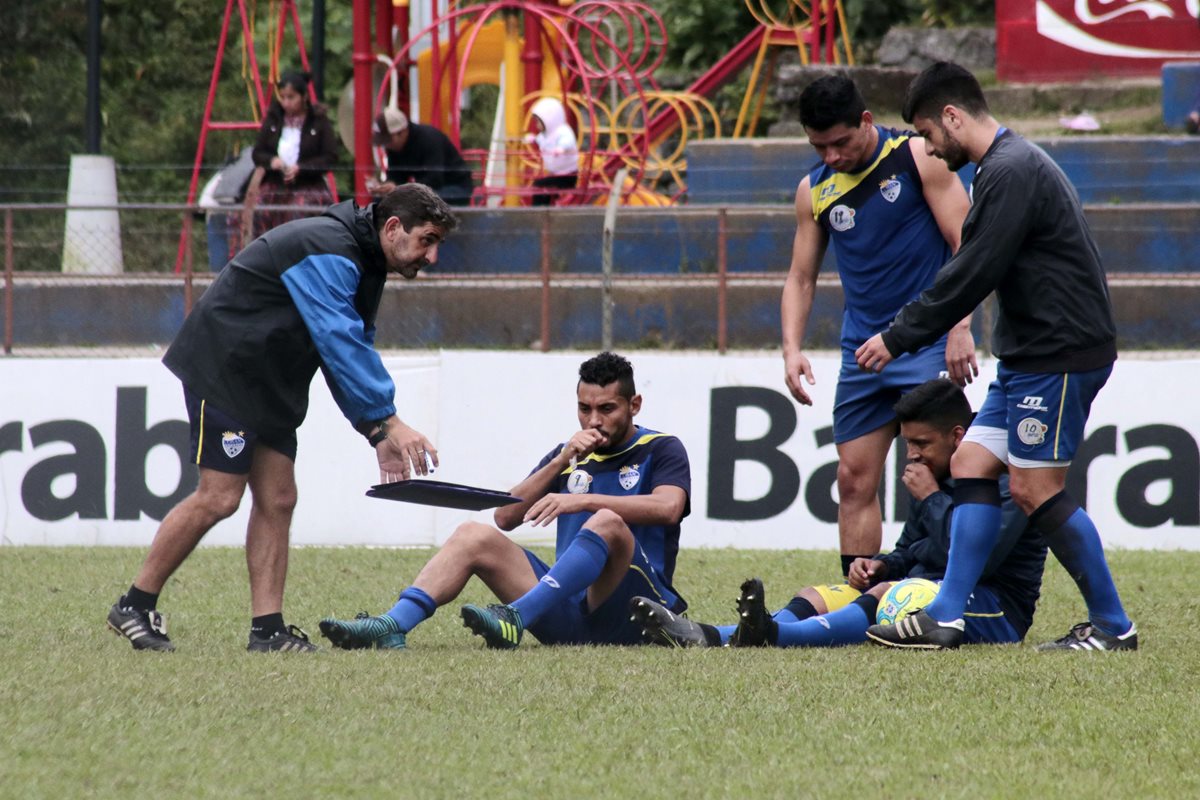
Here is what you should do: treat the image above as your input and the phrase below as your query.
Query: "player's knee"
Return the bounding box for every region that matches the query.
[836,461,877,505]
[446,520,506,554]
[583,509,632,547]
[867,582,891,600]
[194,485,243,521]
[1007,475,1054,517]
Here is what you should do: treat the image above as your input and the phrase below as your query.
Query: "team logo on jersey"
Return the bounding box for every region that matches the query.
[567,469,592,494]
[221,431,246,459]
[879,175,901,203]
[618,464,641,491]
[829,204,856,232]
[1017,395,1050,412]
[1017,418,1049,446]
[817,183,841,203]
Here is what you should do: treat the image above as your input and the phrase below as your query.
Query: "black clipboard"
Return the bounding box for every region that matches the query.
[367,479,522,511]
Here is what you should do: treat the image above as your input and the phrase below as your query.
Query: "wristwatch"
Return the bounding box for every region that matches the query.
[367,418,390,448]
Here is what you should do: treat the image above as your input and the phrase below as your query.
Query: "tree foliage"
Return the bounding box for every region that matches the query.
[0,0,994,203]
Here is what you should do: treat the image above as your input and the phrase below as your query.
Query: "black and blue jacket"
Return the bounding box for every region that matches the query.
[164,200,396,440]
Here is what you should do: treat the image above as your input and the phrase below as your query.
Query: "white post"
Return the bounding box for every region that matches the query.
[601,168,627,350]
[63,154,124,274]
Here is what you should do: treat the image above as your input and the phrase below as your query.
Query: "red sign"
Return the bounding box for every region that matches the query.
[997,0,1200,81]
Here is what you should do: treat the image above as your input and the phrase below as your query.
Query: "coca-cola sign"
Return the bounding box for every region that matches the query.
[997,0,1200,81]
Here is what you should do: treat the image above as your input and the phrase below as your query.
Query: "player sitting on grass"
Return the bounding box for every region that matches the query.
[319,351,692,650]
[631,379,1047,649]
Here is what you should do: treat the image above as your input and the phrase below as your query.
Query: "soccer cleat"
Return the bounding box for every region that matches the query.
[461,603,523,649]
[865,609,964,650]
[1036,621,1138,652]
[247,624,320,653]
[107,603,176,652]
[729,578,772,647]
[319,612,407,651]
[629,596,710,647]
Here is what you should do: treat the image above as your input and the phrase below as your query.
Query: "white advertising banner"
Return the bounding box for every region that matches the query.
[1,352,1197,549]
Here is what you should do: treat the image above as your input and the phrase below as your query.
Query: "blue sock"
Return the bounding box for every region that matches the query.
[714,625,735,645]
[925,479,1002,623]
[1032,493,1132,636]
[384,586,438,633]
[511,529,609,626]
[774,599,873,648]
[773,595,818,624]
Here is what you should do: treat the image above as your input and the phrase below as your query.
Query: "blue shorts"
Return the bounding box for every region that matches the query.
[967,363,1111,467]
[521,544,683,646]
[961,584,1022,644]
[183,388,297,474]
[834,339,948,444]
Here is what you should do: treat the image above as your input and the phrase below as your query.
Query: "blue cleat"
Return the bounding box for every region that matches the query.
[319,612,406,650]
[461,603,524,649]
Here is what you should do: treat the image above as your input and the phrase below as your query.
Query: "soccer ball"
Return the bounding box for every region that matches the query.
[876,578,940,625]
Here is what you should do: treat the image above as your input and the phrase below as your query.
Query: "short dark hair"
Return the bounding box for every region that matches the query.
[799,73,867,132]
[893,378,972,431]
[902,61,990,124]
[578,351,635,398]
[372,183,459,234]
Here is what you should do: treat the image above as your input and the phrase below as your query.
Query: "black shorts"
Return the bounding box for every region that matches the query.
[183,388,297,474]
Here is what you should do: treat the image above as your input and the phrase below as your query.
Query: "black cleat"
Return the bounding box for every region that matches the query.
[865,609,964,650]
[107,603,175,652]
[1036,621,1138,652]
[247,624,319,653]
[629,596,711,647]
[729,578,773,647]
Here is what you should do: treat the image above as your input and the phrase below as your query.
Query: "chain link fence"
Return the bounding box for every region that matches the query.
[3,201,1199,357]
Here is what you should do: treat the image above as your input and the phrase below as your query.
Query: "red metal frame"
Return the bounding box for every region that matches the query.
[176,0,332,272]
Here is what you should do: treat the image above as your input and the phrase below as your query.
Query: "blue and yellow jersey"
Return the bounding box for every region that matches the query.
[809,126,953,348]
[530,425,691,586]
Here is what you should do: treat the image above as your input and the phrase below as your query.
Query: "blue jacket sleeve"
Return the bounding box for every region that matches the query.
[877,488,954,581]
[281,254,397,427]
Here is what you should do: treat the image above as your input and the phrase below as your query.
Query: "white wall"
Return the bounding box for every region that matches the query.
[2,351,1197,549]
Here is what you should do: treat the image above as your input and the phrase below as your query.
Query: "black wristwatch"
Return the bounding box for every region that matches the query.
[367,418,390,448]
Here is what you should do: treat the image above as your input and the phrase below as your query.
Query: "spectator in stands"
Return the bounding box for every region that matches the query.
[246,70,339,240]
[368,107,474,206]
[527,96,579,206]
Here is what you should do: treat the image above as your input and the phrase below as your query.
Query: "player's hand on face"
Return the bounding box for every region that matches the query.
[855,334,893,373]
[847,558,883,591]
[901,462,939,501]
[564,428,607,462]
[376,420,439,481]
[523,493,583,527]
[783,351,816,406]
[945,325,979,386]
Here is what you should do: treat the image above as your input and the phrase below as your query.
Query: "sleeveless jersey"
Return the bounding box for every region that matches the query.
[809,126,953,348]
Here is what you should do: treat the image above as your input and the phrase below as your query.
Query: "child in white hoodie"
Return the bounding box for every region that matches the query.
[528,96,579,205]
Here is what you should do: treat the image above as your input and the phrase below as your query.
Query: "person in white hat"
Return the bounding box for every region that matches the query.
[368,107,474,206]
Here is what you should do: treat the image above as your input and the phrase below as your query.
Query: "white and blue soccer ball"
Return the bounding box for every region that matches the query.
[876,578,940,625]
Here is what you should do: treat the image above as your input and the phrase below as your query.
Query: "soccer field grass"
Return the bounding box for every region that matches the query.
[1,546,1196,799]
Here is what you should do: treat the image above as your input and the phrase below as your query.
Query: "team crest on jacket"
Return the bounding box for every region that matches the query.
[222,430,246,458]
[829,205,855,232]
[879,175,901,203]
[618,464,641,491]
[567,470,592,494]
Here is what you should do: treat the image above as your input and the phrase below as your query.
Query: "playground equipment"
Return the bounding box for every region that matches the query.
[180,0,855,240]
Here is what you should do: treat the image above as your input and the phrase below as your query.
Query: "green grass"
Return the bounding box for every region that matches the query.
[2,546,1197,799]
